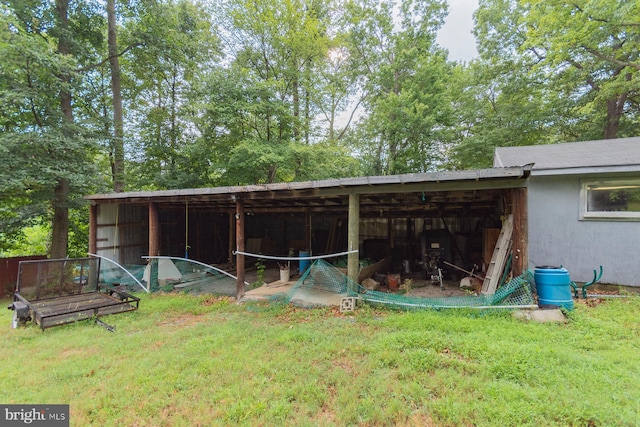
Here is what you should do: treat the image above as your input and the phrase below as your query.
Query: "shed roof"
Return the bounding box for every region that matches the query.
[493,137,640,175]
[86,166,530,216]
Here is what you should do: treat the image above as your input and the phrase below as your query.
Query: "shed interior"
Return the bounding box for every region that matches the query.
[92,185,520,283]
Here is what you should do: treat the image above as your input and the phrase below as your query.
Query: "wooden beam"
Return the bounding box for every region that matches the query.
[89,204,97,255]
[511,187,528,276]
[387,210,393,249]
[347,193,360,289]
[149,202,160,257]
[228,211,235,264]
[313,178,527,198]
[235,199,245,300]
[305,208,311,252]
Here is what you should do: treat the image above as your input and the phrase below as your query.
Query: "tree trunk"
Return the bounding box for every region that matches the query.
[293,75,300,141]
[604,92,627,139]
[108,0,125,192]
[51,0,72,259]
[50,179,70,259]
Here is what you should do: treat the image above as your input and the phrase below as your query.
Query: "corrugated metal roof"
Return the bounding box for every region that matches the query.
[493,137,640,173]
[84,166,532,217]
[86,166,529,203]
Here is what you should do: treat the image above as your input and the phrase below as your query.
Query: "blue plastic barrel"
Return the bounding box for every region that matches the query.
[299,250,310,274]
[534,267,574,310]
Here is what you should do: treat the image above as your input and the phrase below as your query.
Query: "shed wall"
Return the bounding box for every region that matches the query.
[527,175,639,286]
[96,204,148,265]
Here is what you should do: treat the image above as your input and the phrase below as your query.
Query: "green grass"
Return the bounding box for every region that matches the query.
[1,294,639,426]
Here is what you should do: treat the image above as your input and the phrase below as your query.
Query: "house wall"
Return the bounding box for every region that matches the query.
[527,175,639,286]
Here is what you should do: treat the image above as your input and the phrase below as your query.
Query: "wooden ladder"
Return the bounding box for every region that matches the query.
[481,214,513,295]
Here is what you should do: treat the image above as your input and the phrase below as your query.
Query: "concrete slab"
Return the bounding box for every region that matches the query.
[241,281,296,301]
[513,308,567,323]
[289,288,347,307]
[241,279,347,307]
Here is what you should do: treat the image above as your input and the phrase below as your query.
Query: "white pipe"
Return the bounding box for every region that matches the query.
[355,296,538,310]
[142,255,249,286]
[232,249,358,261]
[88,253,148,293]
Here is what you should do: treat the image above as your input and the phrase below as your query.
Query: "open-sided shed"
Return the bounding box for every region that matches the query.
[85,167,531,299]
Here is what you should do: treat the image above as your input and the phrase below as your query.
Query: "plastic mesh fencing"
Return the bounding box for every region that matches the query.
[171,259,238,296]
[100,263,146,288]
[146,258,238,295]
[268,260,353,308]
[356,269,535,310]
[269,259,536,310]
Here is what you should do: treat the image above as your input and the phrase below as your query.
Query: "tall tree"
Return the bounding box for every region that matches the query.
[197,0,346,184]
[122,0,220,189]
[107,0,125,192]
[0,1,101,258]
[50,0,73,258]
[521,0,640,139]
[344,0,452,175]
[449,0,640,169]
[223,0,333,145]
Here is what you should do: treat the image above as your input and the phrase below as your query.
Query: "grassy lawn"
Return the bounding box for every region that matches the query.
[1,294,639,426]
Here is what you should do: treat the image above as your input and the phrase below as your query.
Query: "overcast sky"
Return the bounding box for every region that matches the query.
[436,0,479,62]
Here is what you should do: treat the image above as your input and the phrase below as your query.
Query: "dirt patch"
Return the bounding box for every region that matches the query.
[404,279,472,298]
[158,313,206,329]
[200,295,234,306]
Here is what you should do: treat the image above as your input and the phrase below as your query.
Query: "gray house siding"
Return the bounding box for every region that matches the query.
[528,175,640,287]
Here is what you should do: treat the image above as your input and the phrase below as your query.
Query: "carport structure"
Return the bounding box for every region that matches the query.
[86,166,531,299]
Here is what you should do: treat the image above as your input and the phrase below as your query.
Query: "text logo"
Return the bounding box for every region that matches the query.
[1,405,69,427]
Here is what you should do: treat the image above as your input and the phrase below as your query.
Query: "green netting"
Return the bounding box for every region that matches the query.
[357,270,535,309]
[268,259,352,308]
[270,259,536,310]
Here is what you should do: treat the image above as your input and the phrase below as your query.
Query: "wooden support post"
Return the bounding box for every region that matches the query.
[235,199,245,300]
[305,208,312,252]
[228,211,235,264]
[119,214,125,263]
[89,203,97,255]
[406,218,414,261]
[347,193,360,289]
[149,202,160,257]
[387,210,393,249]
[511,187,528,276]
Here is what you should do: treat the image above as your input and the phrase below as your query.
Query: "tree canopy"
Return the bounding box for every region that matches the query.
[1,0,639,256]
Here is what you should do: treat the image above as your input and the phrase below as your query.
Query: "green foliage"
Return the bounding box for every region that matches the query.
[344,0,453,175]
[253,259,266,288]
[521,0,640,139]
[121,0,221,190]
[0,224,49,257]
[4,0,640,252]
[450,0,640,169]
[0,1,102,256]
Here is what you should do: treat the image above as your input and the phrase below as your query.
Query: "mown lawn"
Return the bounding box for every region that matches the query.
[1,294,639,426]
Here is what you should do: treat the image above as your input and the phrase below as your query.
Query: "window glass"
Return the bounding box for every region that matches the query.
[581,179,640,220]
[587,183,640,212]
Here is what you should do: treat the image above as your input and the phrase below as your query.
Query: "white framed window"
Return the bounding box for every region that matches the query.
[580,178,640,220]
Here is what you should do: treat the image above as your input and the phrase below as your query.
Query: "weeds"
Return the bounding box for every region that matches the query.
[252,258,266,289]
